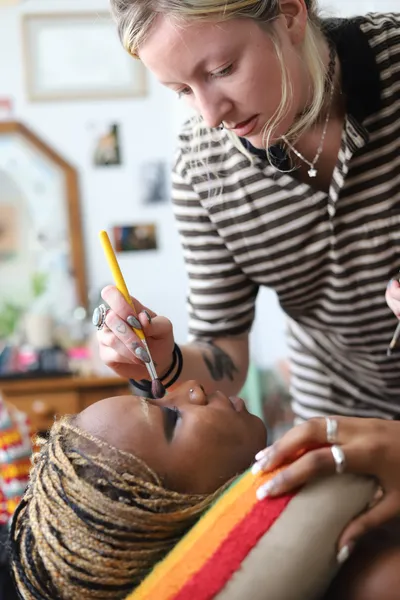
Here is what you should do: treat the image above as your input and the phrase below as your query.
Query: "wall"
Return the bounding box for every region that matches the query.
[0,0,190,344]
[1,0,398,366]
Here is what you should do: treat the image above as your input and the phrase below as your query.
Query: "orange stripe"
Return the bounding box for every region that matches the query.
[131,468,283,600]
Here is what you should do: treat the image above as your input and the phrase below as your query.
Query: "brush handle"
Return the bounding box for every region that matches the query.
[99,230,146,341]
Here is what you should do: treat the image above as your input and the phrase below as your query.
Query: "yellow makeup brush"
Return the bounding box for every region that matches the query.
[99,230,165,398]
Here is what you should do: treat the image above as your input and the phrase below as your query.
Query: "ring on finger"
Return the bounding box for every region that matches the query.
[92,304,109,331]
[331,445,346,475]
[325,417,338,444]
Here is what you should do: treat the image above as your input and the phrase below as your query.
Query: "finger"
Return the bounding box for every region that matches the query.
[101,286,157,321]
[99,345,136,367]
[338,492,400,552]
[253,418,338,472]
[98,328,138,363]
[105,311,151,363]
[386,280,400,315]
[137,315,173,340]
[255,446,337,499]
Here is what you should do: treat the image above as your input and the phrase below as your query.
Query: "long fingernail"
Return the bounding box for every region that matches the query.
[255,446,273,462]
[336,543,354,564]
[256,478,278,501]
[132,343,150,363]
[142,310,152,324]
[251,456,270,475]
[127,315,142,329]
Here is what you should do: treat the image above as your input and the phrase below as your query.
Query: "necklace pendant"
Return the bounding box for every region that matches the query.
[308,168,317,178]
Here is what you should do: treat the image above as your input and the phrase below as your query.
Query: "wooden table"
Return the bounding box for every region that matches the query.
[0,375,130,433]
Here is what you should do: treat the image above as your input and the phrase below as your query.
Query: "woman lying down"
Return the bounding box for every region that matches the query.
[9,381,400,600]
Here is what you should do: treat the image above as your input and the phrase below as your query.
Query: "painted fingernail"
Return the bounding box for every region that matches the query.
[336,543,354,564]
[141,310,152,324]
[256,478,278,501]
[132,343,150,363]
[251,457,270,475]
[255,445,273,462]
[387,279,394,289]
[127,315,142,329]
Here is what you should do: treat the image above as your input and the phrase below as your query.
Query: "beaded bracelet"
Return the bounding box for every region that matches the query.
[129,343,183,397]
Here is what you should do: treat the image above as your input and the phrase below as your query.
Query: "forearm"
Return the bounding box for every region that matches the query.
[170,335,249,396]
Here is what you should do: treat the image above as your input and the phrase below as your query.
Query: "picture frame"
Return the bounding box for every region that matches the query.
[22,13,148,102]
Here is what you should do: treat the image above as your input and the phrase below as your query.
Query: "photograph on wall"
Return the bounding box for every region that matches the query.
[0,98,13,121]
[90,123,121,167]
[113,223,158,253]
[22,13,148,102]
[140,160,168,205]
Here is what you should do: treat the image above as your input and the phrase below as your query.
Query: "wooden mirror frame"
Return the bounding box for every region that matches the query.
[0,120,87,308]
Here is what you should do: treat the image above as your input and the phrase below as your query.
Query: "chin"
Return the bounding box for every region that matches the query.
[248,413,268,454]
[245,132,266,149]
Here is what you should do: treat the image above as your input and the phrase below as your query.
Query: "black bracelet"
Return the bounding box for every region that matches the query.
[129,343,183,396]
[128,378,152,393]
[163,343,183,388]
[160,344,178,382]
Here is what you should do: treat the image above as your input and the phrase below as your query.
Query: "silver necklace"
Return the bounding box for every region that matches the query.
[282,45,336,178]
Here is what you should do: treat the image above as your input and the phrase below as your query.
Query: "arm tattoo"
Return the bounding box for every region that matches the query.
[199,341,238,382]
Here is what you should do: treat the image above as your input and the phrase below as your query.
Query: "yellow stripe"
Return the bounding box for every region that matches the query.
[130,469,277,599]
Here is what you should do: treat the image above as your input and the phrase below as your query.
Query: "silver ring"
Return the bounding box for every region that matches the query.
[92,304,108,331]
[325,417,338,444]
[331,445,346,475]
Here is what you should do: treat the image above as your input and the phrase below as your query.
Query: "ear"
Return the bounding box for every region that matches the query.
[278,0,309,45]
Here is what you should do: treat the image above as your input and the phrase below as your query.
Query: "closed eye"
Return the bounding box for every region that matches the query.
[161,406,181,442]
[211,64,233,79]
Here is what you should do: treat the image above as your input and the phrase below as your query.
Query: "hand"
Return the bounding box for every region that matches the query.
[386,278,400,318]
[252,417,400,555]
[97,285,175,380]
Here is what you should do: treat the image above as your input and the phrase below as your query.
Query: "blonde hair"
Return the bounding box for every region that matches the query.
[110,0,327,156]
[10,418,227,600]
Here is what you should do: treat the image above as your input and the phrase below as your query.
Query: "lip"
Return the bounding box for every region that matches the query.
[229,115,259,137]
[228,396,246,412]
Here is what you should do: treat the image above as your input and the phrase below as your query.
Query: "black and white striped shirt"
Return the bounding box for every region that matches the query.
[172,13,400,420]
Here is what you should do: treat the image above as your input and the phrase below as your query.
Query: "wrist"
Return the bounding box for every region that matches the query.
[129,343,183,398]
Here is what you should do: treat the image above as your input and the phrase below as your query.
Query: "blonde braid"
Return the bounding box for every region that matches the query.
[10,418,227,600]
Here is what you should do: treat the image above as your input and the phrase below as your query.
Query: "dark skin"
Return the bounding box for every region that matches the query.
[77,380,267,494]
[77,383,400,599]
[323,519,400,600]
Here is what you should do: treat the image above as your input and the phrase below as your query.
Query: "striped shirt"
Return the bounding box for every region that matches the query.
[172,13,400,421]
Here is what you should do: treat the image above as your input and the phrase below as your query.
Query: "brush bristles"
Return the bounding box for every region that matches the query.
[151,379,166,399]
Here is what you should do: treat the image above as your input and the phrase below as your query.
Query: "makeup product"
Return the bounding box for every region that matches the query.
[387,321,400,357]
[99,230,165,398]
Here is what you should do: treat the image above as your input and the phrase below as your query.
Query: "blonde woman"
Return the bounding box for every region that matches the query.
[96,0,400,547]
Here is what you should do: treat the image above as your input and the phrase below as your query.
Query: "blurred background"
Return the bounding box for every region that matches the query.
[0,0,397,439]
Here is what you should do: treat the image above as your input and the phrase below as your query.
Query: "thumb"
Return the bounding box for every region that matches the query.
[338,492,399,552]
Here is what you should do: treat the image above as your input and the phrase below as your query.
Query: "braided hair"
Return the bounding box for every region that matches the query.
[10,418,226,600]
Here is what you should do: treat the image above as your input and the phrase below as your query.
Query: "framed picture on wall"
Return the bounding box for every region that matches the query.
[22,13,148,102]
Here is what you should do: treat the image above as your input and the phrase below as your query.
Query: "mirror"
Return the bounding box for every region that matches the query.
[0,121,87,338]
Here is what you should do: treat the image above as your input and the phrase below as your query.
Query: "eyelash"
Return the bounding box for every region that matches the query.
[172,406,181,419]
[177,64,233,98]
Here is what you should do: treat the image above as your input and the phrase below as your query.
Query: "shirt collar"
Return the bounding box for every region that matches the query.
[242,16,382,160]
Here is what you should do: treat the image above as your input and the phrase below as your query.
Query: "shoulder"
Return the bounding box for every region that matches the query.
[357,12,400,46]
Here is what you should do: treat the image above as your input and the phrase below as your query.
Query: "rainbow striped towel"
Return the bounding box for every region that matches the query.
[126,467,294,600]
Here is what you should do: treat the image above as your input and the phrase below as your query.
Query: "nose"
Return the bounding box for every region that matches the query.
[186,380,208,406]
[147,380,208,408]
[194,88,232,129]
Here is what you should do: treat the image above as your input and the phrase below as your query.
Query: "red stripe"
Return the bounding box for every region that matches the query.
[174,493,294,600]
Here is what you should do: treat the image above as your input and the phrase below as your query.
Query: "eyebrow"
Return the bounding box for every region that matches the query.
[140,397,150,423]
[140,398,172,441]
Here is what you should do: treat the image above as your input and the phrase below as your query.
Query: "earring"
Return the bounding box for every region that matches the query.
[219,122,225,130]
